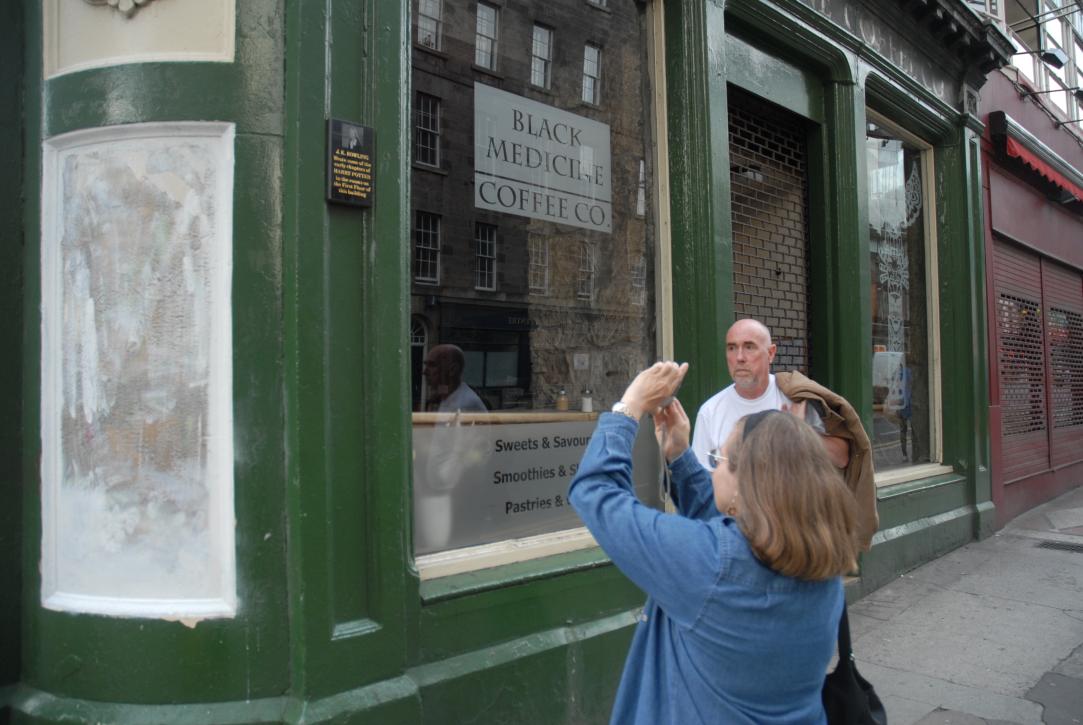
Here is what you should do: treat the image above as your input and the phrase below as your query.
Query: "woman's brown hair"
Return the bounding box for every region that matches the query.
[728,411,859,580]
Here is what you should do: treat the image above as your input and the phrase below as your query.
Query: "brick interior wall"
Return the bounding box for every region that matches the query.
[728,86,810,373]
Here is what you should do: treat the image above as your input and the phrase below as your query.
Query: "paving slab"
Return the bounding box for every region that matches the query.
[1046,508,1083,532]
[906,546,998,590]
[947,550,1083,613]
[912,708,1022,725]
[854,588,1081,696]
[1052,643,1083,679]
[1024,672,1083,725]
[857,661,1043,724]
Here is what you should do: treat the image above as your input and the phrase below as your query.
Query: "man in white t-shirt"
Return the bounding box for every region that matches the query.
[691,319,849,469]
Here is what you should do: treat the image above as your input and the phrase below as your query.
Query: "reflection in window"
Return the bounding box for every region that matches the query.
[409,0,659,558]
[531,25,553,89]
[418,0,444,50]
[475,222,497,290]
[578,242,596,300]
[529,235,549,294]
[415,212,441,284]
[636,159,646,217]
[415,93,441,167]
[475,3,499,70]
[582,44,601,104]
[866,119,935,471]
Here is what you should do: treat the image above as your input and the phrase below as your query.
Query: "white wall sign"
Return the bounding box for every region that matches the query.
[41,122,236,619]
[474,83,612,233]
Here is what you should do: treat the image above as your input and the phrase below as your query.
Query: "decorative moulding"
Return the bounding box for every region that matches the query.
[83,0,157,19]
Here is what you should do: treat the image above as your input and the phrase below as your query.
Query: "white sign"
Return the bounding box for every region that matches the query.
[413,420,596,554]
[474,83,612,233]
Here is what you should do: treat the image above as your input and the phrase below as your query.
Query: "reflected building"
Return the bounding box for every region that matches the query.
[409,0,656,414]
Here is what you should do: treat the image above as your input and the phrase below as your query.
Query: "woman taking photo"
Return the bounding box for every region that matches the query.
[569,362,859,724]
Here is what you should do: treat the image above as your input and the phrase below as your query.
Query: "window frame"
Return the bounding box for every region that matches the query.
[474,222,497,291]
[417,0,444,51]
[528,234,549,295]
[581,43,601,105]
[474,2,500,71]
[414,92,442,168]
[530,24,553,90]
[577,241,596,300]
[865,110,950,487]
[414,211,441,285]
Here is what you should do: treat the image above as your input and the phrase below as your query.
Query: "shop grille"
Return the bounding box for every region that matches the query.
[727,87,810,372]
[996,293,1047,437]
[1048,306,1083,429]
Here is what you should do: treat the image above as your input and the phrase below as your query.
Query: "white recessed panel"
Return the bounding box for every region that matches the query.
[41,122,236,618]
[43,0,235,79]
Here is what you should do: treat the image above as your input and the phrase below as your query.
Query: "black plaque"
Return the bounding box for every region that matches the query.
[326,119,375,207]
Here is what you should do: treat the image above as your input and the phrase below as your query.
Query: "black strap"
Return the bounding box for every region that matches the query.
[837,602,853,659]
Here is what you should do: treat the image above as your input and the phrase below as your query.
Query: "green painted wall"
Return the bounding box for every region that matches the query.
[4,0,999,721]
[0,0,25,699]
[14,0,291,713]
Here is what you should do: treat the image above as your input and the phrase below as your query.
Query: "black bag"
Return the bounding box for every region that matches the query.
[822,604,887,725]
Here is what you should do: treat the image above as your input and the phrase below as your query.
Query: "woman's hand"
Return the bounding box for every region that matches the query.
[653,398,691,462]
[620,361,689,419]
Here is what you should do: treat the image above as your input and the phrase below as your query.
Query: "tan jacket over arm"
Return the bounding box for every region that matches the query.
[775,371,879,551]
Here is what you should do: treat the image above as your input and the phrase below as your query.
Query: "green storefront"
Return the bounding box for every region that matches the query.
[0,0,1011,722]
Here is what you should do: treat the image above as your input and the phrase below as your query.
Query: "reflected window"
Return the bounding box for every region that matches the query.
[582,43,601,104]
[529,235,549,294]
[577,242,595,300]
[418,0,444,50]
[531,25,553,89]
[415,93,441,167]
[866,116,939,472]
[410,0,661,562]
[475,222,497,291]
[475,3,499,70]
[415,212,441,284]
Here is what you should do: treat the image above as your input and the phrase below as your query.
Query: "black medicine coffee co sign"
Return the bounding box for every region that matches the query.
[326,119,374,207]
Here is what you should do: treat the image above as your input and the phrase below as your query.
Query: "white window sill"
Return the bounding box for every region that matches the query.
[416,526,598,580]
[874,463,955,489]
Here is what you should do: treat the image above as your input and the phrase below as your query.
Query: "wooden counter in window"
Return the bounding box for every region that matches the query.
[412,411,601,426]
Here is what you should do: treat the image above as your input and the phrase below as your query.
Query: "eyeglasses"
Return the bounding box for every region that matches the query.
[707,449,728,469]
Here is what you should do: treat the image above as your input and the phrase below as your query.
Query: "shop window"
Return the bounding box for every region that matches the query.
[582,43,601,104]
[475,2,499,70]
[417,0,444,50]
[415,93,441,167]
[531,25,553,89]
[410,0,663,573]
[414,212,441,284]
[866,114,942,475]
[475,222,497,291]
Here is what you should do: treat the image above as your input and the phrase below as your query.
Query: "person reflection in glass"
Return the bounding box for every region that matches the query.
[423,344,487,414]
[416,344,489,552]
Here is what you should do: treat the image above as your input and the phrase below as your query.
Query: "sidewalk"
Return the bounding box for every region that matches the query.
[850,485,1083,724]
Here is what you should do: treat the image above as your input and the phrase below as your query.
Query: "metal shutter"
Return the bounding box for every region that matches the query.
[993,238,1049,482]
[1041,259,1083,469]
[728,86,810,372]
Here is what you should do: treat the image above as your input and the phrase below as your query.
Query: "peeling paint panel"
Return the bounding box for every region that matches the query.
[41,122,236,619]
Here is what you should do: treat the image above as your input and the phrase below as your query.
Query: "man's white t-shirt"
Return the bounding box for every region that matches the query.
[690,374,792,468]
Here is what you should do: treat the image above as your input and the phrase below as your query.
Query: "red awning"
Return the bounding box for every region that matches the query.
[1005,136,1083,203]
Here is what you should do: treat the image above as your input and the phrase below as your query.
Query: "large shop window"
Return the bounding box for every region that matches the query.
[865,114,943,478]
[410,0,663,574]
